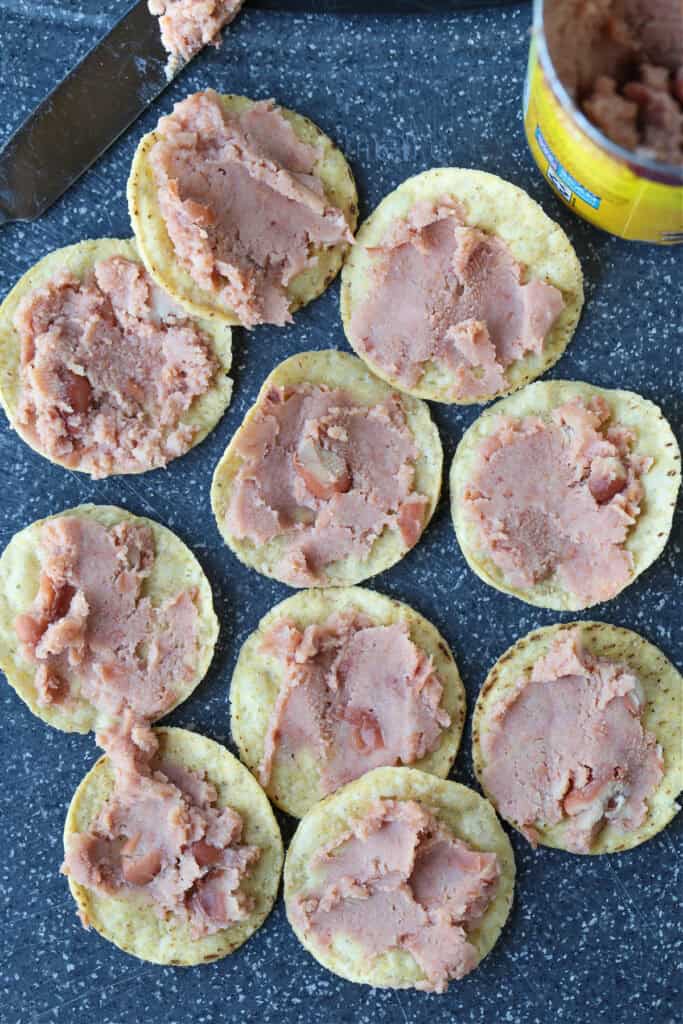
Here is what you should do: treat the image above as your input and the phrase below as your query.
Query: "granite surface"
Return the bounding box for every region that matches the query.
[0,3,681,1023]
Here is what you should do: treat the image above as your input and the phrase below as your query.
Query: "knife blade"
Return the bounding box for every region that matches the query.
[0,0,520,225]
[0,1,169,225]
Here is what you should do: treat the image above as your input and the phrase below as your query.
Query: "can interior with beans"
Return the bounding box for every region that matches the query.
[524,0,683,244]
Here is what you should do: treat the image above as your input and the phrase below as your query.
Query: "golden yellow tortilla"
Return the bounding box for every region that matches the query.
[231,586,467,817]
[284,767,515,989]
[0,237,233,476]
[63,726,284,965]
[341,167,583,404]
[472,621,683,854]
[0,504,218,733]
[211,350,443,587]
[450,379,681,610]
[128,92,358,325]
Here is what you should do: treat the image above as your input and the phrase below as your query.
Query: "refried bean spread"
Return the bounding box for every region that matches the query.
[15,255,218,477]
[15,515,199,719]
[50,519,260,933]
[149,91,353,327]
[225,383,431,585]
[463,394,650,605]
[258,611,451,792]
[290,798,500,992]
[63,715,260,936]
[481,627,663,852]
[349,198,565,400]
[148,1,243,66]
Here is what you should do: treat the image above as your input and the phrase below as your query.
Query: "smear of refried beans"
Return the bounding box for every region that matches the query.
[258,611,451,793]
[290,798,500,992]
[463,394,650,605]
[148,91,353,327]
[14,255,218,478]
[480,627,663,852]
[349,197,564,400]
[62,714,260,936]
[14,515,199,719]
[40,519,261,935]
[148,1,244,69]
[26,515,259,935]
[225,383,431,585]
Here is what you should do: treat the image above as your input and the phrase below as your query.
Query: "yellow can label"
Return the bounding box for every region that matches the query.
[524,41,683,244]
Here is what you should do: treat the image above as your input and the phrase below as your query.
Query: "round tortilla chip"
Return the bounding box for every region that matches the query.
[284,767,515,989]
[0,504,219,733]
[128,93,358,326]
[472,621,683,854]
[450,379,681,610]
[0,238,233,476]
[340,167,583,404]
[211,350,443,587]
[63,726,284,965]
[231,586,467,818]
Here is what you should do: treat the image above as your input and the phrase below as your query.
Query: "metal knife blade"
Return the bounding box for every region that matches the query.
[0,1,169,226]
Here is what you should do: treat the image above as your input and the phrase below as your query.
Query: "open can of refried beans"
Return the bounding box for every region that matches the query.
[523,0,683,243]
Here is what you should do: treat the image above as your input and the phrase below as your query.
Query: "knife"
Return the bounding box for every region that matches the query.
[0,0,521,225]
[0,2,170,226]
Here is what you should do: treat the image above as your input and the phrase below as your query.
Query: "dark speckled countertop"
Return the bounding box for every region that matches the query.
[0,3,681,1023]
